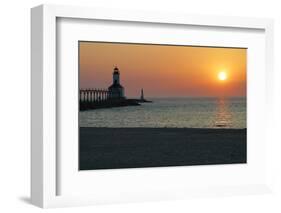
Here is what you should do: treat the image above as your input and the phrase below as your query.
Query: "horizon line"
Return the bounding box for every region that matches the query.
[127,96,247,99]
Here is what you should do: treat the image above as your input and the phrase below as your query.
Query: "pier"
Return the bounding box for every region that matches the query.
[79,88,143,110]
[79,67,151,111]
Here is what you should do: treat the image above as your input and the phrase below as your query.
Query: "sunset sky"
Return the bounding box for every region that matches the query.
[79,41,246,98]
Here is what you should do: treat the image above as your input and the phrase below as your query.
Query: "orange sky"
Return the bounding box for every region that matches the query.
[79,41,246,98]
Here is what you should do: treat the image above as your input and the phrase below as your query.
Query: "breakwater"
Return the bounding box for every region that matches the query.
[79,89,152,111]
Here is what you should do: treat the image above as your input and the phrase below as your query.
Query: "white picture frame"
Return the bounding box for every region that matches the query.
[31,4,274,208]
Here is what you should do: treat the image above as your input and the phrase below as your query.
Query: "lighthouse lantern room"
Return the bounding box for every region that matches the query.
[108,66,125,99]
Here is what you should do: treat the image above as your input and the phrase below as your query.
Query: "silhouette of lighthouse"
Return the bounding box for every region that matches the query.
[108,66,125,99]
[140,88,144,101]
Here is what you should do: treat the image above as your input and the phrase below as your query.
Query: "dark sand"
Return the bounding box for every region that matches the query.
[79,127,246,170]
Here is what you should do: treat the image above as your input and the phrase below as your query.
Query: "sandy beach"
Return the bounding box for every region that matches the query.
[79,127,246,170]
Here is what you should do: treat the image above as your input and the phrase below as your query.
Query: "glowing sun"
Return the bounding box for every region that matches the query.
[218,71,227,81]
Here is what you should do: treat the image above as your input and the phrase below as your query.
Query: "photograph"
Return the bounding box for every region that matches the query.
[79,41,247,170]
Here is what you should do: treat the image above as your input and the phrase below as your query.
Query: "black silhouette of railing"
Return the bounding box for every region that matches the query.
[80,89,110,103]
[79,89,127,110]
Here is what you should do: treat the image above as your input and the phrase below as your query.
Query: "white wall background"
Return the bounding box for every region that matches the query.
[0,0,281,212]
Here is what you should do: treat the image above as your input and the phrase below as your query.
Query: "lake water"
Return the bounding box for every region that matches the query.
[79,97,246,128]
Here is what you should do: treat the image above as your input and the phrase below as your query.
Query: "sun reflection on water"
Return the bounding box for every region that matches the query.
[213,98,233,128]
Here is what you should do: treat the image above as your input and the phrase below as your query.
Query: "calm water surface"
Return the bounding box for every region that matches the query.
[79,97,246,128]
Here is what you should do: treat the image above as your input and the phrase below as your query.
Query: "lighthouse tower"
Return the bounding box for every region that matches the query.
[108,66,125,99]
[140,88,144,101]
[113,67,120,84]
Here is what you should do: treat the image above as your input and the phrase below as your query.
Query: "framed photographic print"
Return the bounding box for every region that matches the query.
[31,4,274,208]
[78,42,247,170]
